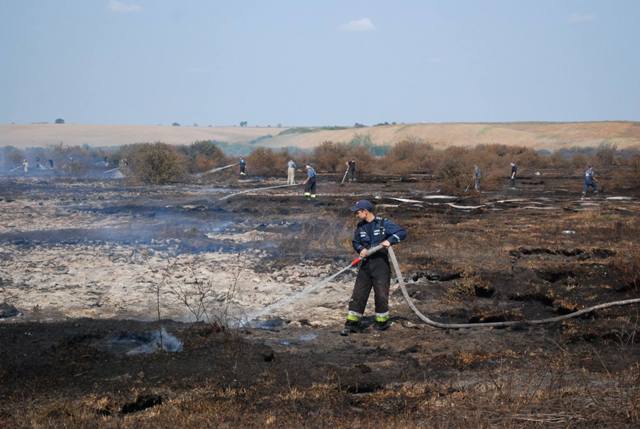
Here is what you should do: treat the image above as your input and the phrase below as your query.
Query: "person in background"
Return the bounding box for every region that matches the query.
[582,165,598,199]
[346,159,357,182]
[473,165,481,192]
[239,158,247,176]
[303,164,317,199]
[287,159,297,185]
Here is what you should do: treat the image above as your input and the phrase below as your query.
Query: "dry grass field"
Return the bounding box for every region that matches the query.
[2,121,639,151]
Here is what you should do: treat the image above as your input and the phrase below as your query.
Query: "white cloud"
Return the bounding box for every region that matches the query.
[108,0,142,14]
[340,18,375,32]
[569,13,595,24]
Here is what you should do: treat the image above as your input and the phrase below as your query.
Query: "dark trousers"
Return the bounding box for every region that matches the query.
[583,180,597,193]
[348,168,356,181]
[305,177,316,194]
[348,254,391,315]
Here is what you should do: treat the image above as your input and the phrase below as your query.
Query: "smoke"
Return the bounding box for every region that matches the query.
[105,327,183,355]
[0,145,119,178]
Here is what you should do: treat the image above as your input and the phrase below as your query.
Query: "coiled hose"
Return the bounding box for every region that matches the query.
[387,247,640,329]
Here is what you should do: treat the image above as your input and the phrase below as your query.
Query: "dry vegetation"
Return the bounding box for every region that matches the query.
[3,138,639,190]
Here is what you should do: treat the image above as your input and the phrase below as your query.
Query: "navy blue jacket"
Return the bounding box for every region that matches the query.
[352,216,407,254]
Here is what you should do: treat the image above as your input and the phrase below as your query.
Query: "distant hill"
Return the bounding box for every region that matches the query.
[0,124,285,148]
[1,122,639,150]
[263,121,640,151]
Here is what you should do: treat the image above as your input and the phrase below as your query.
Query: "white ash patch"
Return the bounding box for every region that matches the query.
[0,242,353,325]
[0,198,130,233]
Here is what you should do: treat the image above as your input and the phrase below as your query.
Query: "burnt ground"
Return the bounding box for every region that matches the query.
[1,172,640,428]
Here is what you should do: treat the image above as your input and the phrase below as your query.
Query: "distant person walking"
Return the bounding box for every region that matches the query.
[287,159,297,185]
[239,157,247,176]
[48,159,54,169]
[22,159,29,174]
[473,165,481,192]
[582,165,597,198]
[303,164,317,199]
[509,162,517,188]
[346,159,357,182]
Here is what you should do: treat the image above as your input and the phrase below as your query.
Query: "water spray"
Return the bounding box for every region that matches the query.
[194,163,239,178]
[245,244,385,323]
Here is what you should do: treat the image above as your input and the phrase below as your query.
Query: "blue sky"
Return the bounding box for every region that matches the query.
[1,0,639,126]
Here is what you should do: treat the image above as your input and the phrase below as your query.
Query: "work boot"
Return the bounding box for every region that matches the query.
[374,319,391,331]
[340,320,363,336]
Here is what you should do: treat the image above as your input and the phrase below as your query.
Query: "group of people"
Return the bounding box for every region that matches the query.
[470,162,598,198]
[14,158,54,174]
[236,158,358,199]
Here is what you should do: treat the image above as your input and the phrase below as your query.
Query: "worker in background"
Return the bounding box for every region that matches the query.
[473,165,481,192]
[48,159,54,169]
[22,159,29,174]
[239,157,247,176]
[287,159,297,185]
[346,159,357,182]
[341,200,407,336]
[582,165,598,199]
[303,164,317,199]
[509,162,517,188]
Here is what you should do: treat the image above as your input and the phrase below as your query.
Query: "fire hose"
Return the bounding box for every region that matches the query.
[387,246,640,329]
[254,244,640,329]
[219,183,300,201]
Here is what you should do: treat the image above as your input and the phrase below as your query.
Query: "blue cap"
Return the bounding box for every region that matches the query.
[350,199,374,212]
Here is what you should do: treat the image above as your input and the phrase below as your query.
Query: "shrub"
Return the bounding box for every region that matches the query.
[1,146,24,169]
[179,141,228,174]
[313,141,349,172]
[120,143,187,184]
[246,147,291,176]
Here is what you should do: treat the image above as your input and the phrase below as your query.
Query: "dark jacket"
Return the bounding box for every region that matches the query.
[352,216,407,254]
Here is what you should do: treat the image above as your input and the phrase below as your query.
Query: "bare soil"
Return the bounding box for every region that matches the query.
[1,172,640,428]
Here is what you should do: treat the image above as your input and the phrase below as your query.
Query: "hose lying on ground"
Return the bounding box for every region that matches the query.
[249,244,640,329]
[219,183,299,201]
[387,246,640,329]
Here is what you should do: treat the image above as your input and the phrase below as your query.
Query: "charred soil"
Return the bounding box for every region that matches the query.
[1,172,640,428]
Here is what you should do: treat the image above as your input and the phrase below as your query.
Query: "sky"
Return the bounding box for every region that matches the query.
[1,0,639,126]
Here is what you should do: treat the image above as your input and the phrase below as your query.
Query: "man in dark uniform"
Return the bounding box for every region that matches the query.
[509,162,517,187]
[346,159,357,182]
[239,158,247,176]
[341,200,407,335]
[303,164,317,198]
[582,165,597,198]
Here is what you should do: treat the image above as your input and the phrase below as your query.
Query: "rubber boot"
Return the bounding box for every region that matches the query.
[340,320,363,336]
[374,319,391,331]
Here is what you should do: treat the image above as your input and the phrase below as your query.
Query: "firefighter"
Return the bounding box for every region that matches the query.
[287,159,297,185]
[509,162,517,187]
[346,159,357,182]
[239,157,247,176]
[341,200,407,335]
[582,165,597,198]
[22,159,29,174]
[473,165,481,192]
[303,164,317,198]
